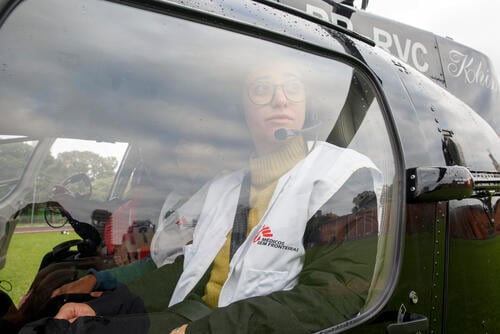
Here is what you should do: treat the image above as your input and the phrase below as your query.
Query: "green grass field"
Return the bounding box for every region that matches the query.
[0,231,75,304]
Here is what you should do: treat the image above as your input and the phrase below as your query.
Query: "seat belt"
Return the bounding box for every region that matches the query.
[229,173,251,260]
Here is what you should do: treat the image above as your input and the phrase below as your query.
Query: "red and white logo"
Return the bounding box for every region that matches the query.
[253,225,273,243]
[175,216,188,226]
[252,225,299,252]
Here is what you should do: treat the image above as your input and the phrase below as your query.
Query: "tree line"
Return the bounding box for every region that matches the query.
[0,141,118,202]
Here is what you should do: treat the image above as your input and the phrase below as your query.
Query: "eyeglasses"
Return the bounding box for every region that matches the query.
[247,78,305,105]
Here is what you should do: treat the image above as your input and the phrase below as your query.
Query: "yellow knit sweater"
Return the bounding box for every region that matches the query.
[202,136,307,308]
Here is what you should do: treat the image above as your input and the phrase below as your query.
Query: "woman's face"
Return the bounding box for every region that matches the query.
[243,64,306,156]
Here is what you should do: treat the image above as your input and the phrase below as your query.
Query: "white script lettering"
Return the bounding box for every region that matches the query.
[447,50,498,91]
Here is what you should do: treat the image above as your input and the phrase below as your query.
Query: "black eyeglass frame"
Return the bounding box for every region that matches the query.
[246,78,306,105]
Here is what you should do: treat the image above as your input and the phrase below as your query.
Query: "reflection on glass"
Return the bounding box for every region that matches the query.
[0,138,37,200]
[0,0,397,332]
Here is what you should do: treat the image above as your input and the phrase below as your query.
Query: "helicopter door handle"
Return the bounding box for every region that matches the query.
[386,313,429,333]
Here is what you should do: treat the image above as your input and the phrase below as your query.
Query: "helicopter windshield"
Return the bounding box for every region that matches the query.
[0,0,399,332]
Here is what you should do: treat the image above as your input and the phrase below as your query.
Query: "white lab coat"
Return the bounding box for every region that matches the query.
[169,141,382,307]
[150,183,210,267]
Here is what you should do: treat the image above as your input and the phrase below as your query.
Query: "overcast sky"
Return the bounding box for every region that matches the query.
[366,0,500,83]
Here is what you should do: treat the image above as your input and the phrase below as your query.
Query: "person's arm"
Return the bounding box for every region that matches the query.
[54,283,149,321]
[51,256,157,297]
[85,255,185,315]
[91,256,157,290]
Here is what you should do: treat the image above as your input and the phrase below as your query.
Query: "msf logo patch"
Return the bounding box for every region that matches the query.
[253,225,299,252]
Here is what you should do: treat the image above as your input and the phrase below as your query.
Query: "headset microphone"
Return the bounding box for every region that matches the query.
[274,121,322,141]
[274,128,299,140]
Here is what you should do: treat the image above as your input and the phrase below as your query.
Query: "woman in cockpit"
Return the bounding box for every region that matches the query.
[21,62,381,334]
